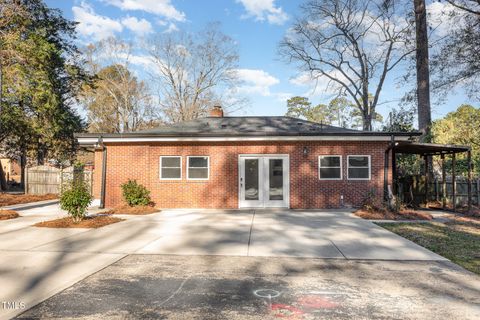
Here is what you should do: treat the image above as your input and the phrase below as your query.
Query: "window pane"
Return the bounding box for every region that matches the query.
[189,157,208,168]
[189,168,208,179]
[162,168,181,179]
[320,156,340,167]
[349,156,369,167]
[162,157,180,168]
[245,159,259,200]
[269,159,283,200]
[348,168,369,179]
[320,168,341,179]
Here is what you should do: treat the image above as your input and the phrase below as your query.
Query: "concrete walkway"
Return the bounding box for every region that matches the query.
[0,205,446,319]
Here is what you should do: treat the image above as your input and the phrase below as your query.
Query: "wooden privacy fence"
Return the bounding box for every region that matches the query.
[397,176,480,207]
[26,165,93,195]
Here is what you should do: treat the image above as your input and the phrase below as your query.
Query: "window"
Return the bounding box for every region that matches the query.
[318,156,342,180]
[160,156,182,180]
[347,155,370,180]
[187,156,209,180]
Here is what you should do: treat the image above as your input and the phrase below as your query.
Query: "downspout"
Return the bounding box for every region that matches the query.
[99,136,107,209]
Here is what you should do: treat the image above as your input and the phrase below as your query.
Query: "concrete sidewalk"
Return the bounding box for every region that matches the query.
[0,206,448,319]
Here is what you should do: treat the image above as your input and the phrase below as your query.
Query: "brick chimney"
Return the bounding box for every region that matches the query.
[209,105,224,117]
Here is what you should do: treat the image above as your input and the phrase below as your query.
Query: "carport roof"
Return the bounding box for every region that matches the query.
[393,141,470,156]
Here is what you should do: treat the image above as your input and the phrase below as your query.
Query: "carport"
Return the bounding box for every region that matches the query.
[385,141,473,212]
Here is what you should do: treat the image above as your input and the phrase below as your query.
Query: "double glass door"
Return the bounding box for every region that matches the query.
[239,155,289,208]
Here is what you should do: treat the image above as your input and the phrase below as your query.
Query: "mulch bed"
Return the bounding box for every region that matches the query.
[103,205,160,215]
[35,216,124,228]
[0,193,57,207]
[355,209,433,220]
[0,210,20,220]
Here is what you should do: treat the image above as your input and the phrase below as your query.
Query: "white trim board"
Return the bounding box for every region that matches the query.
[78,135,411,145]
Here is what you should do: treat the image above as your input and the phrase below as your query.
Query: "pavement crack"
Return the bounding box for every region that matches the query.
[157,276,190,307]
[329,240,348,260]
[247,210,256,256]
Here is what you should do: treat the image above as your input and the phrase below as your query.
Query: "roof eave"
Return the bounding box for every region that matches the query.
[75,131,420,139]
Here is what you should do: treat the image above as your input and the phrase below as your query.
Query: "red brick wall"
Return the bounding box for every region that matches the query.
[95,141,391,209]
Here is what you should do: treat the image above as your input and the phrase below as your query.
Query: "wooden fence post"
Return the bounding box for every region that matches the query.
[25,167,28,194]
[477,178,480,206]
[441,154,446,209]
[467,150,472,213]
[452,153,456,212]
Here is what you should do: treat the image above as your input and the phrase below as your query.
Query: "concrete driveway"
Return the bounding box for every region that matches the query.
[16,255,480,320]
[135,209,445,260]
[0,205,447,319]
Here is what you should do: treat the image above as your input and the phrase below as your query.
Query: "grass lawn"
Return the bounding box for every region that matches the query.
[377,221,480,275]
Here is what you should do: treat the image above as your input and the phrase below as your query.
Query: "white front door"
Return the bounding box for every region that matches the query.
[239,155,289,208]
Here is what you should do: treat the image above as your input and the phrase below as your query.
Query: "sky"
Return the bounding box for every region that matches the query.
[45,0,477,126]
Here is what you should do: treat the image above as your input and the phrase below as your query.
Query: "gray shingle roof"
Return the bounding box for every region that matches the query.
[137,116,362,136]
[76,116,419,138]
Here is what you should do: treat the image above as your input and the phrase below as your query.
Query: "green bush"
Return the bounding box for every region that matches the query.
[60,180,92,223]
[121,179,151,206]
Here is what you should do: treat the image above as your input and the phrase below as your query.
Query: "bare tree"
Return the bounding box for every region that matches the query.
[80,38,159,133]
[431,0,480,102]
[147,23,243,123]
[280,0,414,130]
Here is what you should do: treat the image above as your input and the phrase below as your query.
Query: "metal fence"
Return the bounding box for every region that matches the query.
[398,176,480,206]
[25,165,93,195]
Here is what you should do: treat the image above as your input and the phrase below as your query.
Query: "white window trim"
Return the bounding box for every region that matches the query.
[347,155,371,180]
[187,156,210,181]
[159,156,182,180]
[318,155,343,180]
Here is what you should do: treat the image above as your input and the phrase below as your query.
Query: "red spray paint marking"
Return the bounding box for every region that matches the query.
[297,295,338,309]
[270,304,304,319]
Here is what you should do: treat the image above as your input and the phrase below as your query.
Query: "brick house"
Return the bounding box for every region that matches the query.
[76,106,419,209]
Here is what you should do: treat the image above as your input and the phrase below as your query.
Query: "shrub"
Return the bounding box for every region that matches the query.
[60,180,92,223]
[121,180,151,207]
[361,188,384,212]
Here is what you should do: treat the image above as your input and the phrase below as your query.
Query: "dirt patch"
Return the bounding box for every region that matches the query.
[0,193,57,207]
[103,205,160,215]
[451,215,480,225]
[427,201,480,217]
[0,209,20,220]
[35,216,124,228]
[355,209,433,220]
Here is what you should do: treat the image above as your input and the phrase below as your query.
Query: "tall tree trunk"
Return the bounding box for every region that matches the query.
[0,163,6,191]
[0,62,7,191]
[37,140,44,165]
[414,0,432,141]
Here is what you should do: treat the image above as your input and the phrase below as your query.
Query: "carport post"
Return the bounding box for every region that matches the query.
[467,150,472,213]
[384,149,389,203]
[424,154,429,207]
[392,147,397,194]
[441,154,446,209]
[452,153,456,212]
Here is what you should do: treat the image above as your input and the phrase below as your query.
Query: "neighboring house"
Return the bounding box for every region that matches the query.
[76,106,419,209]
[0,157,21,183]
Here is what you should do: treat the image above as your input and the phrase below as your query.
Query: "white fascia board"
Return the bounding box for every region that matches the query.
[77,135,411,145]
